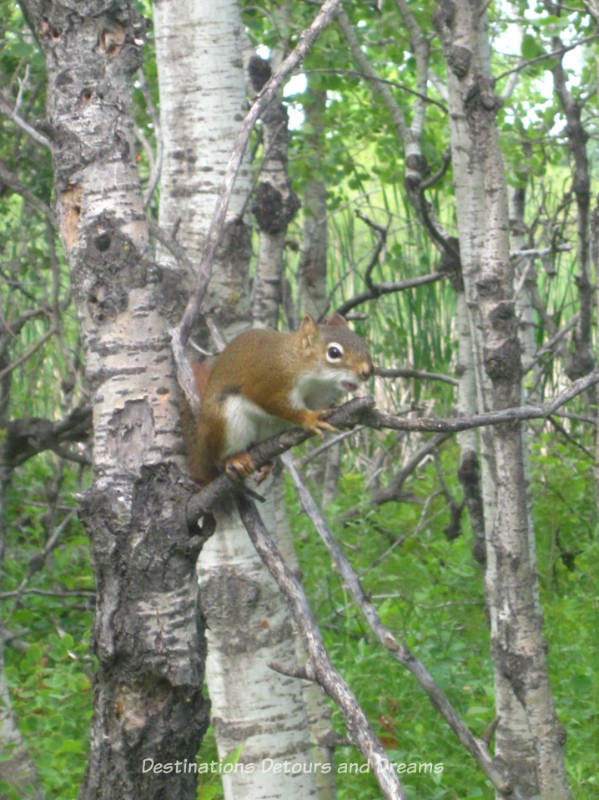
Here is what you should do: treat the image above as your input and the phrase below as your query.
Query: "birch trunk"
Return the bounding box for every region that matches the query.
[17,2,209,798]
[434,1,572,797]
[154,2,320,798]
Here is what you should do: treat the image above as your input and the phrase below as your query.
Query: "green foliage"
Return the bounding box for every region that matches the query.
[2,453,94,800]
[3,0,599,798]
[287,429,598,799]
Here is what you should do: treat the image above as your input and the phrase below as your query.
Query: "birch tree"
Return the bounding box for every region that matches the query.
[434,0,572,796]
[16,2,208,798]
[154,2,332,798]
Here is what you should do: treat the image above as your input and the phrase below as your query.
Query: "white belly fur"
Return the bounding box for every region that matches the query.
[222,366,357,457]
[222,394,290,458]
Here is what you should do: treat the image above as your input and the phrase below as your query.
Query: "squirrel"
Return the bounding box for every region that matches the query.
[183,313,373,485]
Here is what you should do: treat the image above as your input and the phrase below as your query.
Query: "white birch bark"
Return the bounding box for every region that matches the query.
[434,1,572,797]
[154,2,320,798]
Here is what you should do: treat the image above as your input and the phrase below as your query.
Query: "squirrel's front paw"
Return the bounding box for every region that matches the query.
[225,452,255,480]
[303,409,338,437]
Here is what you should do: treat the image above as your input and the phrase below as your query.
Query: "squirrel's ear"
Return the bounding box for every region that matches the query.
[300,314,318,334]
[326,312,347,328]
[299,314,318,351]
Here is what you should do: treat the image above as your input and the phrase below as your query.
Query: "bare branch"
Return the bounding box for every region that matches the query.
[4,405,91,468]
[335,271,445,316]
[494,33,599,83]
[136,67,163,208]
[147,219,195,275]
[0,324,58,380]
[377,366,458,386]
[235,492,408,800]
[304,68,448,113]
[370,432,452,507]
[0,88,52,149]
[281,453,519,798]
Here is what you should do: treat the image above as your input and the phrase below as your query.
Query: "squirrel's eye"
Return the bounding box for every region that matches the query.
[327,343,344,362]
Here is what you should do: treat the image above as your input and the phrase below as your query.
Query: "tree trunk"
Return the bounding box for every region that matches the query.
[154,2,321,798]
[298,85,328,321]
[18,3,209,798]
[435,1,572,798]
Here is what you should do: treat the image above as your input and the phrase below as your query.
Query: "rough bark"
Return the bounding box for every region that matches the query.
[434,1,572,797]
[17,3,209,798]
[248,44,300,329]
[298,85,328,321]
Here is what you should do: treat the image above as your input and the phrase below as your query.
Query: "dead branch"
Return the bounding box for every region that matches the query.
[4,405,91,468]
[335,271,445,316]
[281,452,523,799]
[235,492,408,800]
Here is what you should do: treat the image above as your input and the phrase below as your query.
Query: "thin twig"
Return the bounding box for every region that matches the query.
[0,88,52,149]
[494,33,599,83]
[335,271,445,316]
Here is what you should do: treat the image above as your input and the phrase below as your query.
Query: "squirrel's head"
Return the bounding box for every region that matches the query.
[298,314,373,394]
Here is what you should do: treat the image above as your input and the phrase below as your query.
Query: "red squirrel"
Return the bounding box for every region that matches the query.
[184,313,373,485]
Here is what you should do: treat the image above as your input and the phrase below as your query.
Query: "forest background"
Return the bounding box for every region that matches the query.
[0,0,598,798]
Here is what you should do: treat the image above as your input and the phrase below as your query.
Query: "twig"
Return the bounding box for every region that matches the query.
[299,426,367,466]
[0,88,52,149]
[4,510,78,623]
[147,220,195,275]
[522,315,579,374]
[370,432,452,507]
[335,271,445,316]
[371,368,599,433]
[303,68,448,114]
[0,324,58,380]
[377,366,458,386]
[137,68,163,208]
[494,33,599,83]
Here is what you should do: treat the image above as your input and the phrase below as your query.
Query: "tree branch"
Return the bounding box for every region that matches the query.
[186,368,599,523]
[235,492,408,800]
[0,88,53,150]
[4,405,91,468]
[281,452,520,798]
[335,271,445,316]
